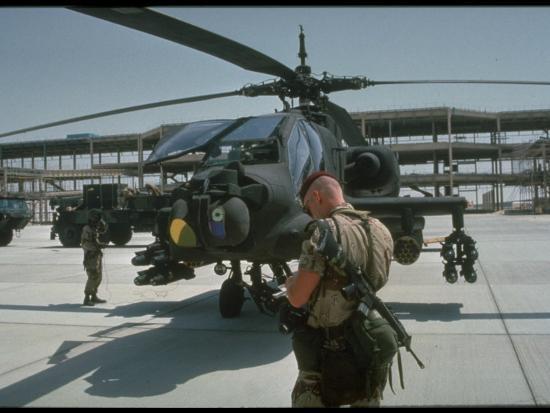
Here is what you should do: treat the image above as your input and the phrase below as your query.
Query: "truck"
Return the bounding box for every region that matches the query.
[50,183,170,247]
[0,196,32,246]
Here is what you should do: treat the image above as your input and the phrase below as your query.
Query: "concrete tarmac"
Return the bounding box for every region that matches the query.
[0,213,549,407]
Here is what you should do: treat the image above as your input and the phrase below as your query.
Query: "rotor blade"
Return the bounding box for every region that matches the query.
[369,80,550,86]
[69,7,297,81]
[0,90,240,139]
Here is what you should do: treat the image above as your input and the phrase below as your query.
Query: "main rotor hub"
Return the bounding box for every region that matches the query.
[295,65,311,76]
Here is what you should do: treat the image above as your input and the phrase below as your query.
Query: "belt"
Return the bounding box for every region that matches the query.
[310,309,382,339]
[303,323,347,341]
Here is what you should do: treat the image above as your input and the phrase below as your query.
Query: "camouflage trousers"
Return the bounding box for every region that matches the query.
[291,370,381,408]
[84,251,102,295]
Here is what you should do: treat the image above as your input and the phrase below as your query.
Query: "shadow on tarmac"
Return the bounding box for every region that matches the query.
[0,292,292,405]
[0,290,247,318]
[3,298,548,405]
[388,302,550,322]
[33,244,150,250]
[1,300,549,323]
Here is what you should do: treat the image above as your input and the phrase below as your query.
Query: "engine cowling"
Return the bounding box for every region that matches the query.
[343,146,400,197]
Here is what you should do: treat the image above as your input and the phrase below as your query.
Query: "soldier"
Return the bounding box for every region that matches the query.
[81,209,108,306]
[285,171,394,407]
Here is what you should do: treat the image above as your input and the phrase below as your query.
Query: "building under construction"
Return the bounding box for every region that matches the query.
[351,107,550,213]
[1,106,549,223]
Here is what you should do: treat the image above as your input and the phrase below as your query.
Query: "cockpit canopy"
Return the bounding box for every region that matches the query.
[202,115,284,167]
[146,112,331,197]
[145,119,234,164]
[146,114,287,165]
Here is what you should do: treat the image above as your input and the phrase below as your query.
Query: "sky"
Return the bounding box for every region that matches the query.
[2,6,550,144]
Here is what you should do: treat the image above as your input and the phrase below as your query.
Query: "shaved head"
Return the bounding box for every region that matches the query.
[303,175,346,218]
[309,175,344,200]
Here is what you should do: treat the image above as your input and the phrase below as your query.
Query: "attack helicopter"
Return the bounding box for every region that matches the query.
[3,8,550,318]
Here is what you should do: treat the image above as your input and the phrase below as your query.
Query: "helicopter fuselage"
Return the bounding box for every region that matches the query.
[132,107,477,292]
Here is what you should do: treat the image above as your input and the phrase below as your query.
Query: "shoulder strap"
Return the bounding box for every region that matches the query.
[361,218,376,279]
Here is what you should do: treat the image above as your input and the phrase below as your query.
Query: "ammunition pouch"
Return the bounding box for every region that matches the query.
[346,311,399,366]
[344,311,399,396]
[291,308,400,405]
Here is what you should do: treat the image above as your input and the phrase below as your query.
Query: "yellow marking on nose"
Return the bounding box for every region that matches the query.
[170,218,197,247]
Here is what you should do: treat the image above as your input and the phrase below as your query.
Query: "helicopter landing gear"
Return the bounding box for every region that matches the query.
[242,262,278,316]
[269,262,292,286]
[442,261,458,284]
[441,207,479,284]
[246,262,292,315]
[219,260,245,318]
[461,260,478,283]
[218,260,292,318]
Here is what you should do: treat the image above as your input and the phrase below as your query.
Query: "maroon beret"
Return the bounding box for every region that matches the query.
[299,171,339,201]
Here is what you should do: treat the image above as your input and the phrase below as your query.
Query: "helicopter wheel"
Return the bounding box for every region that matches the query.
[219,279,245,318]
[443,264,458,284]
[461,262,478,283]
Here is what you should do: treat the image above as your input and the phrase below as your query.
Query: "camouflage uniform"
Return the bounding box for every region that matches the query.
[291,203,393,407]
[81,223,104,301]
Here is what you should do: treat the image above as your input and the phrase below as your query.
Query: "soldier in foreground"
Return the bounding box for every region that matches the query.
[81,209,108,306]
[284,171,396,407]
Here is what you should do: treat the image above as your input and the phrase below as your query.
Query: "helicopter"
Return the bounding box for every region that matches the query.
[3,7,550,318]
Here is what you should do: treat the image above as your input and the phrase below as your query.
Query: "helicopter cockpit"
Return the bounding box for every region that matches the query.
[203,115,284,167]
[146,114,288,166]
[146,112,327,198]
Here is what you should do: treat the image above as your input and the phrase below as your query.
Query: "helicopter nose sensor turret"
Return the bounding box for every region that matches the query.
[168,196,250,249]
[131,192,252,286]
[131,162,269,286]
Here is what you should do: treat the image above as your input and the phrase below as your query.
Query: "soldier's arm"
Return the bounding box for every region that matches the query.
[285,226,325,308]
[285,270,320,308]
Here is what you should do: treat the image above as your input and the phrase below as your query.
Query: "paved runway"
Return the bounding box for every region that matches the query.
[0,213,549,407]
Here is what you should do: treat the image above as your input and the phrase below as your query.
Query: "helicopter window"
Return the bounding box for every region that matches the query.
[203,115,284,166]
[146,119,235,164]
[221,114,285,143]
[301,121,324,168]
[287,120,324,195]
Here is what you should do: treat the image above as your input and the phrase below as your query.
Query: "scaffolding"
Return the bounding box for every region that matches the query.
[352,107,550,213]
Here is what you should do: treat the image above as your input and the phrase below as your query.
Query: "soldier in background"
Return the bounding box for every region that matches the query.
[81,209,108,306]
[285,171,394,407]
